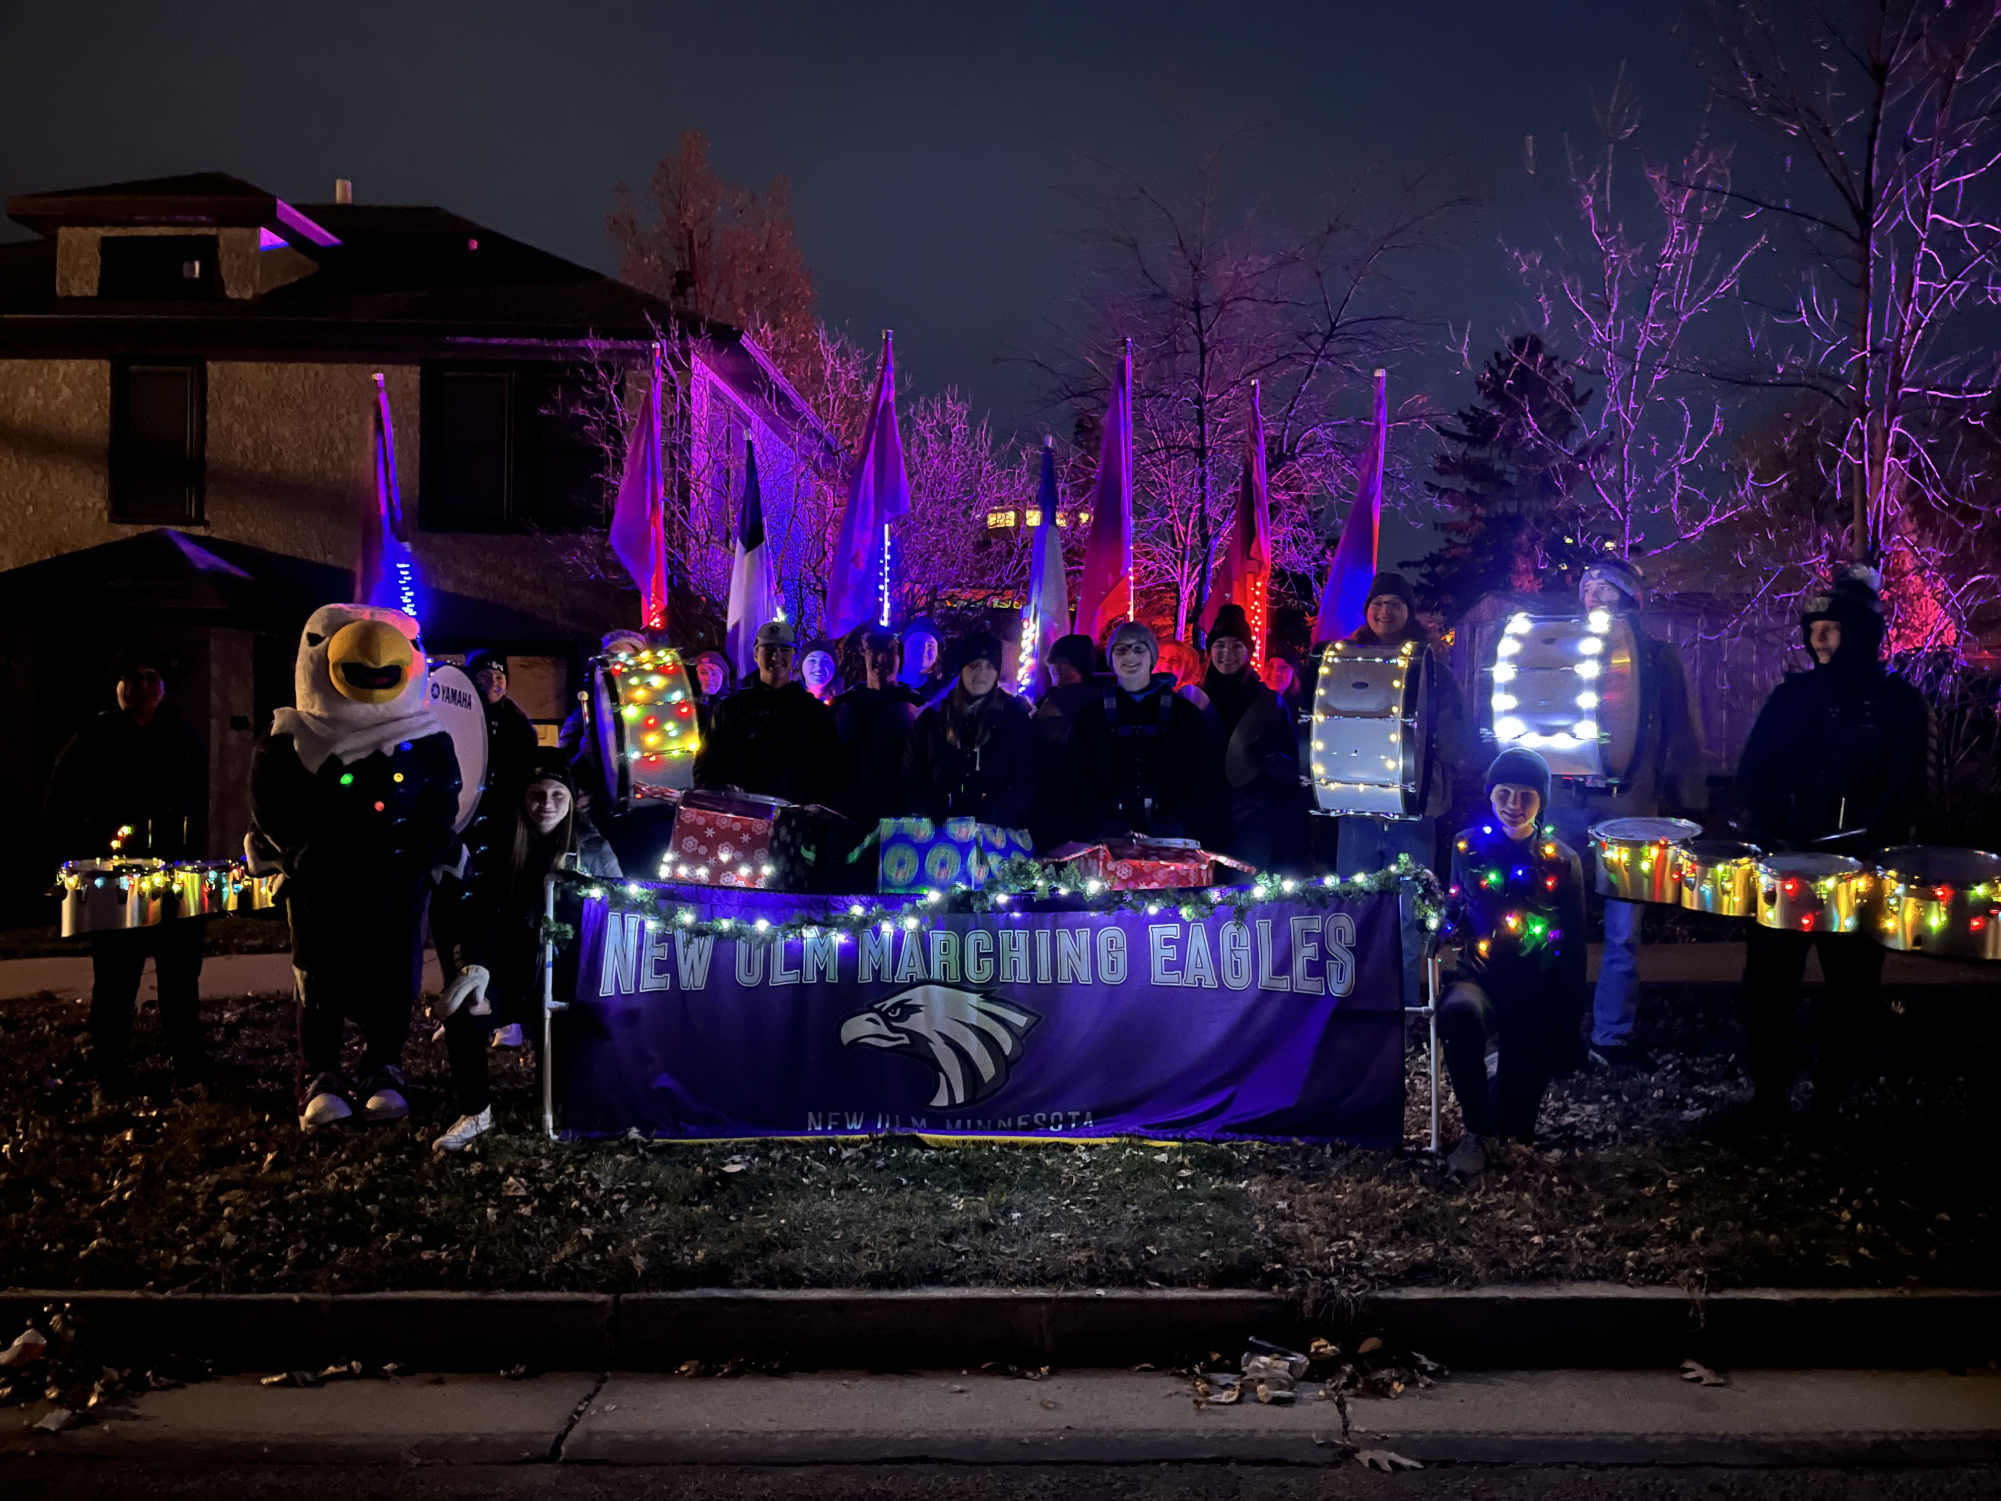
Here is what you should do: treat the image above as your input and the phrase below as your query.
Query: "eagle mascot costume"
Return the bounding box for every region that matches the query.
[251,605,461,1131]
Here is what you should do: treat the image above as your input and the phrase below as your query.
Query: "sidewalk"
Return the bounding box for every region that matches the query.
[5,1368,1997,1466]
[0,950,444,1003]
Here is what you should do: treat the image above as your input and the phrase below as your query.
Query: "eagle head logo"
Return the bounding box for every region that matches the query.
[838,985,1039,1109]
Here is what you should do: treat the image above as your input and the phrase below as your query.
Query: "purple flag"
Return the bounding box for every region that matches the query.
[357,373,418,618]
[1018,437,1070,692]
[1314,369,1387,644]
[1073,340,1133,641]
[608,345,668,629]
[826,331,911,637]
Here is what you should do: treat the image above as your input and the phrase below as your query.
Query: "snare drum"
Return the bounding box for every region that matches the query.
[1590,817,1701,903]
[1307,640,1431,817]
[1676,840,1764,917]
[1868,845,2001,961]
[171,859,239,918]
[591,644,700,810]
[57,858,170,936]
[1755,852,1867,933]
[1485,611,1642,779]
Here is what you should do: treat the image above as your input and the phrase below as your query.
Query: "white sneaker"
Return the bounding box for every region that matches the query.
[300,1090,352,1133]
[1446,1132,1488,1178]
[489,1024,525,1049]
[433,1107,494,1153]
[361,1067,410,1122]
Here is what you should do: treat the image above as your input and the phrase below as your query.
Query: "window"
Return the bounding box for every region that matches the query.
[110,362,204,523]
[98,236,219,300]
[425,371,514,530]
[420,364,616,533]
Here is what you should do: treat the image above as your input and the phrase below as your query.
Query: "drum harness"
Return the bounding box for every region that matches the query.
[1104,685,1178,822]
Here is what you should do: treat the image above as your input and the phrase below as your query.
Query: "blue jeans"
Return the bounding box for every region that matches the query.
[1334,816,1435,1012]
[1547,802,1641,1048]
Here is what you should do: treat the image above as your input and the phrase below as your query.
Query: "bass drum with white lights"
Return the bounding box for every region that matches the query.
[1484,611,1643,781]
[1307,639,1431,818]
[590,644,700,810]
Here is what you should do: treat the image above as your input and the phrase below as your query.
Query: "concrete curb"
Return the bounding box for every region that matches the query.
[3,1284,1997,1372]
[7,1288,1992,1384]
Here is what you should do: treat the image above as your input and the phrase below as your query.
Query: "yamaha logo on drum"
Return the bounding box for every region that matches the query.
[430,678,477,711]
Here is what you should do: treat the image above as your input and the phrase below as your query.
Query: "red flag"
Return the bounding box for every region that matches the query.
[1073,340,1133,641]
[1314,369,1387,643]
[609,345,668,629]
[1200,380,1272,660]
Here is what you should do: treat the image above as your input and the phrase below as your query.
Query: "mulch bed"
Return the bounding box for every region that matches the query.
[0,981,1993,1300]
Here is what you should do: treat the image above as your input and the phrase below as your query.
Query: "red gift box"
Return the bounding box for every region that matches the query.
[665,804,778,889]
[1050,841,1253,892]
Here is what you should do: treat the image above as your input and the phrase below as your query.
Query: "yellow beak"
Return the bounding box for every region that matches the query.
[327,619,420,704]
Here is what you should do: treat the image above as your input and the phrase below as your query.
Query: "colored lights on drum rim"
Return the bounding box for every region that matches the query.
[607,647,700,767]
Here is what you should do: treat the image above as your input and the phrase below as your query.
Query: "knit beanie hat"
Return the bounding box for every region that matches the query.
[1048,633,1095,672]
[960,631,1004,671]
[1579,556,1645,609]
[1365,571,1419,613]
[1485,747,1552,813]
[1208,603,1254,647]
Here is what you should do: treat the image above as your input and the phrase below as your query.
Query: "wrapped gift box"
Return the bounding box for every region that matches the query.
[1051,840,1254,892]
[877,817,1033,894]
[665,792,784,889]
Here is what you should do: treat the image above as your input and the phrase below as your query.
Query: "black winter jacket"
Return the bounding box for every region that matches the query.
[1065,674,1210,842]
[45,707,208,863]
[902,686,1039,829]
[693,678,842,807]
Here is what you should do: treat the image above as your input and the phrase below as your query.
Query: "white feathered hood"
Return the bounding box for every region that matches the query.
[271,604,444,774]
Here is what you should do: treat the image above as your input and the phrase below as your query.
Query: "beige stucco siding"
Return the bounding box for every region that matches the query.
[0,358,112,566]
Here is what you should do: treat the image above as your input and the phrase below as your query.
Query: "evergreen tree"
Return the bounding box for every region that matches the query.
[1409,335,1604,623]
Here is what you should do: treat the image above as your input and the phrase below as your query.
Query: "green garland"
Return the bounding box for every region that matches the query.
[541,854,1446,951]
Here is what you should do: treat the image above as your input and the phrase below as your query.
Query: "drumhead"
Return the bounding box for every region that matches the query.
[1873,845,2001,885]
[1597,615,1643,782]
[1760,852,1864,877]
[1682,840,1761,864]
[1485,614,1641,781]
[427,663,488,834]
[1591,817,1701,843]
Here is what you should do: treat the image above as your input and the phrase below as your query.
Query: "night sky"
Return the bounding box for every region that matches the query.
[2,1,1717,537]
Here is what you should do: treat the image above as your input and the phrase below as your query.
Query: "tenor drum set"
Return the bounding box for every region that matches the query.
[57,858,279,937]
[1589,820,2001,962]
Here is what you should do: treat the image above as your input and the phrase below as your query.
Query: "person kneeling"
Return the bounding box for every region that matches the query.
[1439,749,1587,1177]
[433,757,621,1152]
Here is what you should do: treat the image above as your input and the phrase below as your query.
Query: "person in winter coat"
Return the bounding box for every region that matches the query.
[431,754,621,1152]
[1028,633,1099,849]
[1065,622,1210,842]
[902,632,1039,829]
[693,619,842,807]
[250,605,461,1133]
[834,627,923,827]
[44,644,211,1105]
[1439,749,1588,1177]
[1543,556,1707,1072]
[1724,568,1931,1135]
[1198,604,1305,871]
[1330,571,1475,1007]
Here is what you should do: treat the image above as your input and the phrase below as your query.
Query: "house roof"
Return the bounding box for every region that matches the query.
[0,527,584,648]
[0,174,837,464]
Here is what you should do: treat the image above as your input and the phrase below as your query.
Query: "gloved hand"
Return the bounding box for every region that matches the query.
[439,964,491,1018]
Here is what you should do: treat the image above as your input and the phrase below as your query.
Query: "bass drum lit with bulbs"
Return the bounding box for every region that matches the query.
[1484,610,1643,780]
[590,644,701,810]
[1306,638,1432,818]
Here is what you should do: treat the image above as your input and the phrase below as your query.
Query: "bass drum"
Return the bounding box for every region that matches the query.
[427,662,488,834]
[1307,640,1431,818]
[1485,611,1642,781]
[591,645,700,812]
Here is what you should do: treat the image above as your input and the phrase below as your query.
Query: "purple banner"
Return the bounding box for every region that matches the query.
[558,886,1405,1146]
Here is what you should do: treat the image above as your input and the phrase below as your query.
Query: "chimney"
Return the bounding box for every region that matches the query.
[334,178,353,205]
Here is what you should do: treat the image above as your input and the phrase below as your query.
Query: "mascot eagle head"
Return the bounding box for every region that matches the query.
[839,985,1039,1109]
[297,604,427,714]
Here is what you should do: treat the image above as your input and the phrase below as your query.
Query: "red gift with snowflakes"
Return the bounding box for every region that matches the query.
[663,792,785,889]
[1050,839,1254,892]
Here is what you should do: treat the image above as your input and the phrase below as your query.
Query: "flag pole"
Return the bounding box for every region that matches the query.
[648,340,667,633]
[878,330,894,628]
